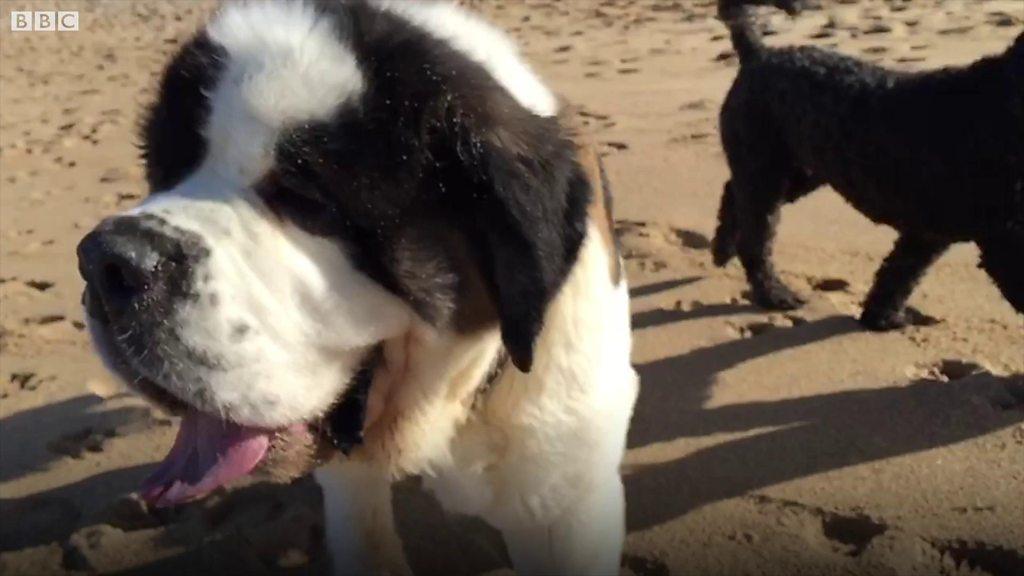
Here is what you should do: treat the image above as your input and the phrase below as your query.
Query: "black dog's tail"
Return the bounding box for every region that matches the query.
[718,0,801,64]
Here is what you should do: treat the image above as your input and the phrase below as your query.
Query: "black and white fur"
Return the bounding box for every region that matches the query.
[78,1,637,574]
[713,0,1024,329]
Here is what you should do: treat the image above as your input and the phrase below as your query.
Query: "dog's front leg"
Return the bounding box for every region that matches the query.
[314,457,411,576]
[500,470,626,576]
[860,234,949,330]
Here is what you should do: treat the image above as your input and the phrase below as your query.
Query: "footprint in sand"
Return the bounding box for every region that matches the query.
[46,409,171,459]
[934,359,987,381]
[908,358,987,383]
[811,277,850,293]
[637,259,669,273]
[616,221,712,264]
[24,279,54,292]
[748,495,889,557]
[713,50,736,63]
[670,228,711,250]
[622,554,671,576]
[987,12,1021,28]
[862,21,900,36]
[99,168,127,184]
[116,192,142,205]
[678,99,710,111]
[737,321,779,337]
[911,361,1023,411]
[617,67,640,75]
[615,221,653,261]
[9,372,55,391]
[733,313,798,338]
[578,109,612,121]
[937,25,974,35]
[47,427,113,458]
[23,314,66,326]
[101,495,165,531]
[820,512,889,557]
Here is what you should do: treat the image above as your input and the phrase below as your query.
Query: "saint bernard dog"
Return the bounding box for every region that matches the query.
[76,1,638,574]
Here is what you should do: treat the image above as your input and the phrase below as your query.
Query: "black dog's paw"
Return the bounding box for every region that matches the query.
[859,308,906,331]
[749,284,805,310]
[861,305,941,331]
[711,238,736,267]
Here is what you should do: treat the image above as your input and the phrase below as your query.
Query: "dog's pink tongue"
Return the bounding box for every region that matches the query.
[140,411,270,507]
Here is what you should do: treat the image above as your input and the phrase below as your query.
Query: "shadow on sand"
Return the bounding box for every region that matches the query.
[624,315,1023,532]
[2,310,1020,574]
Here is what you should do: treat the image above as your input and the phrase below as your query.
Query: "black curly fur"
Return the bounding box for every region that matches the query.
[713,0,1024,329]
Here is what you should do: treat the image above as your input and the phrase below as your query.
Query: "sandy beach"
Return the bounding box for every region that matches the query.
[1,0,1022,574]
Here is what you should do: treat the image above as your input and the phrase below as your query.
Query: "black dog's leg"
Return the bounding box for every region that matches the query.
[860,234,948,330]
[734,179,805,310]
[712,180,739,266]
[978,234,1024,314]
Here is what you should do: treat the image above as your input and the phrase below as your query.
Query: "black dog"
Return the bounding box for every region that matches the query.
[712,0,1024,329]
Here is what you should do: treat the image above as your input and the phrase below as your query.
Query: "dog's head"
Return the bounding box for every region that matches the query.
[76,1,589,506]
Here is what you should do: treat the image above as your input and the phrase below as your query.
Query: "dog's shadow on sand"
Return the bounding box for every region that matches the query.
[623,313,1024,532]
[2,304,1021,574]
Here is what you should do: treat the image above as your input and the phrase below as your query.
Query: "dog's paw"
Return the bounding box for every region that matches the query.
[710,228,736,266]
[859,308,907,331]
[749,285,805,310]
[711,242,735,267]
[861,305,941,331]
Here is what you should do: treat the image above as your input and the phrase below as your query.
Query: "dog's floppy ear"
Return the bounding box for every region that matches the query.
[440,91,590,373]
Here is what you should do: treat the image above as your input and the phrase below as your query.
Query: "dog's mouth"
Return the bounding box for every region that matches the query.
[84,287,380,508]
[140,411,311,507]
[140,359,376,508]
[140,353,377,508]
[83,287,193,415]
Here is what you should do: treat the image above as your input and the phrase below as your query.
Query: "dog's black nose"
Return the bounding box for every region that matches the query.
[77,216,190,318]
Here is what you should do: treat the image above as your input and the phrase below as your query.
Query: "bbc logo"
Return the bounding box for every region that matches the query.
[10,11,79,32]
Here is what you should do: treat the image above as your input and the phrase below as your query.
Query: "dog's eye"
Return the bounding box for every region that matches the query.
[255,171,335,220]
[256,171,315,201]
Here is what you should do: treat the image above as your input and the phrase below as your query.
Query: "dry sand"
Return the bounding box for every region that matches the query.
[1,0,1022,574]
